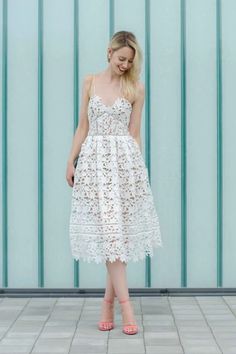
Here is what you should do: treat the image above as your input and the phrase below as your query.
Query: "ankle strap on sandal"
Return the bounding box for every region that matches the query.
[119,298,130,304]
[104,298,114,304]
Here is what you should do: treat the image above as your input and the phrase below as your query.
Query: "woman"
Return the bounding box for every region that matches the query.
[66,31,163,335]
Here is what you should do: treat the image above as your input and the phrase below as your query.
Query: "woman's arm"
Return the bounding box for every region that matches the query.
[67,74,92,165]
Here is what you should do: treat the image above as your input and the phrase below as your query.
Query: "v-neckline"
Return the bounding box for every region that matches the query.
[92,74,132,108]
[91,94,132,109]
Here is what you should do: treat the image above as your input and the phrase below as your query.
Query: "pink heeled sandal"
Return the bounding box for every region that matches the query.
[119,298,138,335]
[98,298,115,331]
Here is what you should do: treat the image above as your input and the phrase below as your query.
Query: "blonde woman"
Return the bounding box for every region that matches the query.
[66,31,163,335]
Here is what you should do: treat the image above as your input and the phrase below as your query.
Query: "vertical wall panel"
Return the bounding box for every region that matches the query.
[7,0,38,287]
[43,0,74,287]
[222,0,236,286]
[187,0,217,287]
[0,0,3,287]
[151,0,181,287]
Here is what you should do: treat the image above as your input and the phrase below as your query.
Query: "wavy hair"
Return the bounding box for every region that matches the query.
[107,31,143,101]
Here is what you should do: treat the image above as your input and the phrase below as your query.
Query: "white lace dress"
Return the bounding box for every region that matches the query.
[69,76,163,263]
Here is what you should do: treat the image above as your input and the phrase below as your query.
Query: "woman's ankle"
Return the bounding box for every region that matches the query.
[120,300,136,322]
[104,295,116,305]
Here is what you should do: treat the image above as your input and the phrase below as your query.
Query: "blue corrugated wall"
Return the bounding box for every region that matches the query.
[1,0,236,289]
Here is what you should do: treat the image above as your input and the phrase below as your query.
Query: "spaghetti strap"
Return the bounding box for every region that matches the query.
[93,75,96,96]
[119,77,123,97]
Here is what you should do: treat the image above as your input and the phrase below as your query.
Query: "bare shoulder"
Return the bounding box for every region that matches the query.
[83,73,94,88]
[81,73,94,98]
[132,81,145,105]
[136,81,145,96]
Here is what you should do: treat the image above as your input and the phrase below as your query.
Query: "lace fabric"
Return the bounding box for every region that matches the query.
[69,75,163,263]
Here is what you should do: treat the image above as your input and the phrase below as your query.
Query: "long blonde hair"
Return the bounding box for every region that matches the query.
[107,31,143,102]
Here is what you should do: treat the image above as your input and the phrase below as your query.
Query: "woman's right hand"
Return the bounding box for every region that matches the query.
[66,160,76,187]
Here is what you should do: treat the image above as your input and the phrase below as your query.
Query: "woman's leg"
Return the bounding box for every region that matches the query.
[105,260,129,300]
[99,268,116,324]
[104,270,116,300]
[105,260,136,325]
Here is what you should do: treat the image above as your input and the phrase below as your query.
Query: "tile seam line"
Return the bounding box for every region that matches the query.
[168,295,186,354]
[221,296,236,323]
[195,296,223,354]
[0,298,31,346]
[29,298,58,354]
[68,297,86,354]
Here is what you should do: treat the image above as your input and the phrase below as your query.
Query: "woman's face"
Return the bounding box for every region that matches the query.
[109,46,135,75]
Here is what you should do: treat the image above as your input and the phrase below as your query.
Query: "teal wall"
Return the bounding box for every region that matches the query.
[1,0,236,289]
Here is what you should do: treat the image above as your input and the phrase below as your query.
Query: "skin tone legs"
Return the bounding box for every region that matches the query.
[99,260,137,326]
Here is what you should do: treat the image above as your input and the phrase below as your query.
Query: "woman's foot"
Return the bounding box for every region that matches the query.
[98,297,115,331]
[119,298,138,335]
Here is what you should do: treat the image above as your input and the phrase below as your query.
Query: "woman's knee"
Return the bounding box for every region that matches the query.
[106,259,127,269]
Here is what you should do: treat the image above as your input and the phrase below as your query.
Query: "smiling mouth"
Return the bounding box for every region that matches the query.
[119,67,126,72]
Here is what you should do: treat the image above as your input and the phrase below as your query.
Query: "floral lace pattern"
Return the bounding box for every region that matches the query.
[69,84,163,264]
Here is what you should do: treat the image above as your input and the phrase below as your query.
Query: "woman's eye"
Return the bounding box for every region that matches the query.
[119,58,133,64]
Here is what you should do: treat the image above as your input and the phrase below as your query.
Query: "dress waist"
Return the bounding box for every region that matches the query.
[87,133,130,137]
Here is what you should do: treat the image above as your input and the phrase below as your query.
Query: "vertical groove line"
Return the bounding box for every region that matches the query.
[216,0,223,287]
[2,0,8,287]
[180,0,187,287]
[38,0,44,287]
[109,0,114,38]
[145,0,151,288]
[73,0,79,288]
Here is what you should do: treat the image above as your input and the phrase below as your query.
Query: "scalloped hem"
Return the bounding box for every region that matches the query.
[71,242,163,264]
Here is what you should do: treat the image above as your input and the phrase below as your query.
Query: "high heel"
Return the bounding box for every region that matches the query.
[119,298,138,335]
[98,298,115,331]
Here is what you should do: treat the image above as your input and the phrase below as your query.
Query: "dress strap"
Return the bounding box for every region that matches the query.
[119,78,123,97]
[93,75,96,96]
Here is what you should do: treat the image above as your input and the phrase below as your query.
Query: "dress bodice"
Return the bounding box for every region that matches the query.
[87,75,132,136]
[88,94,132,136]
